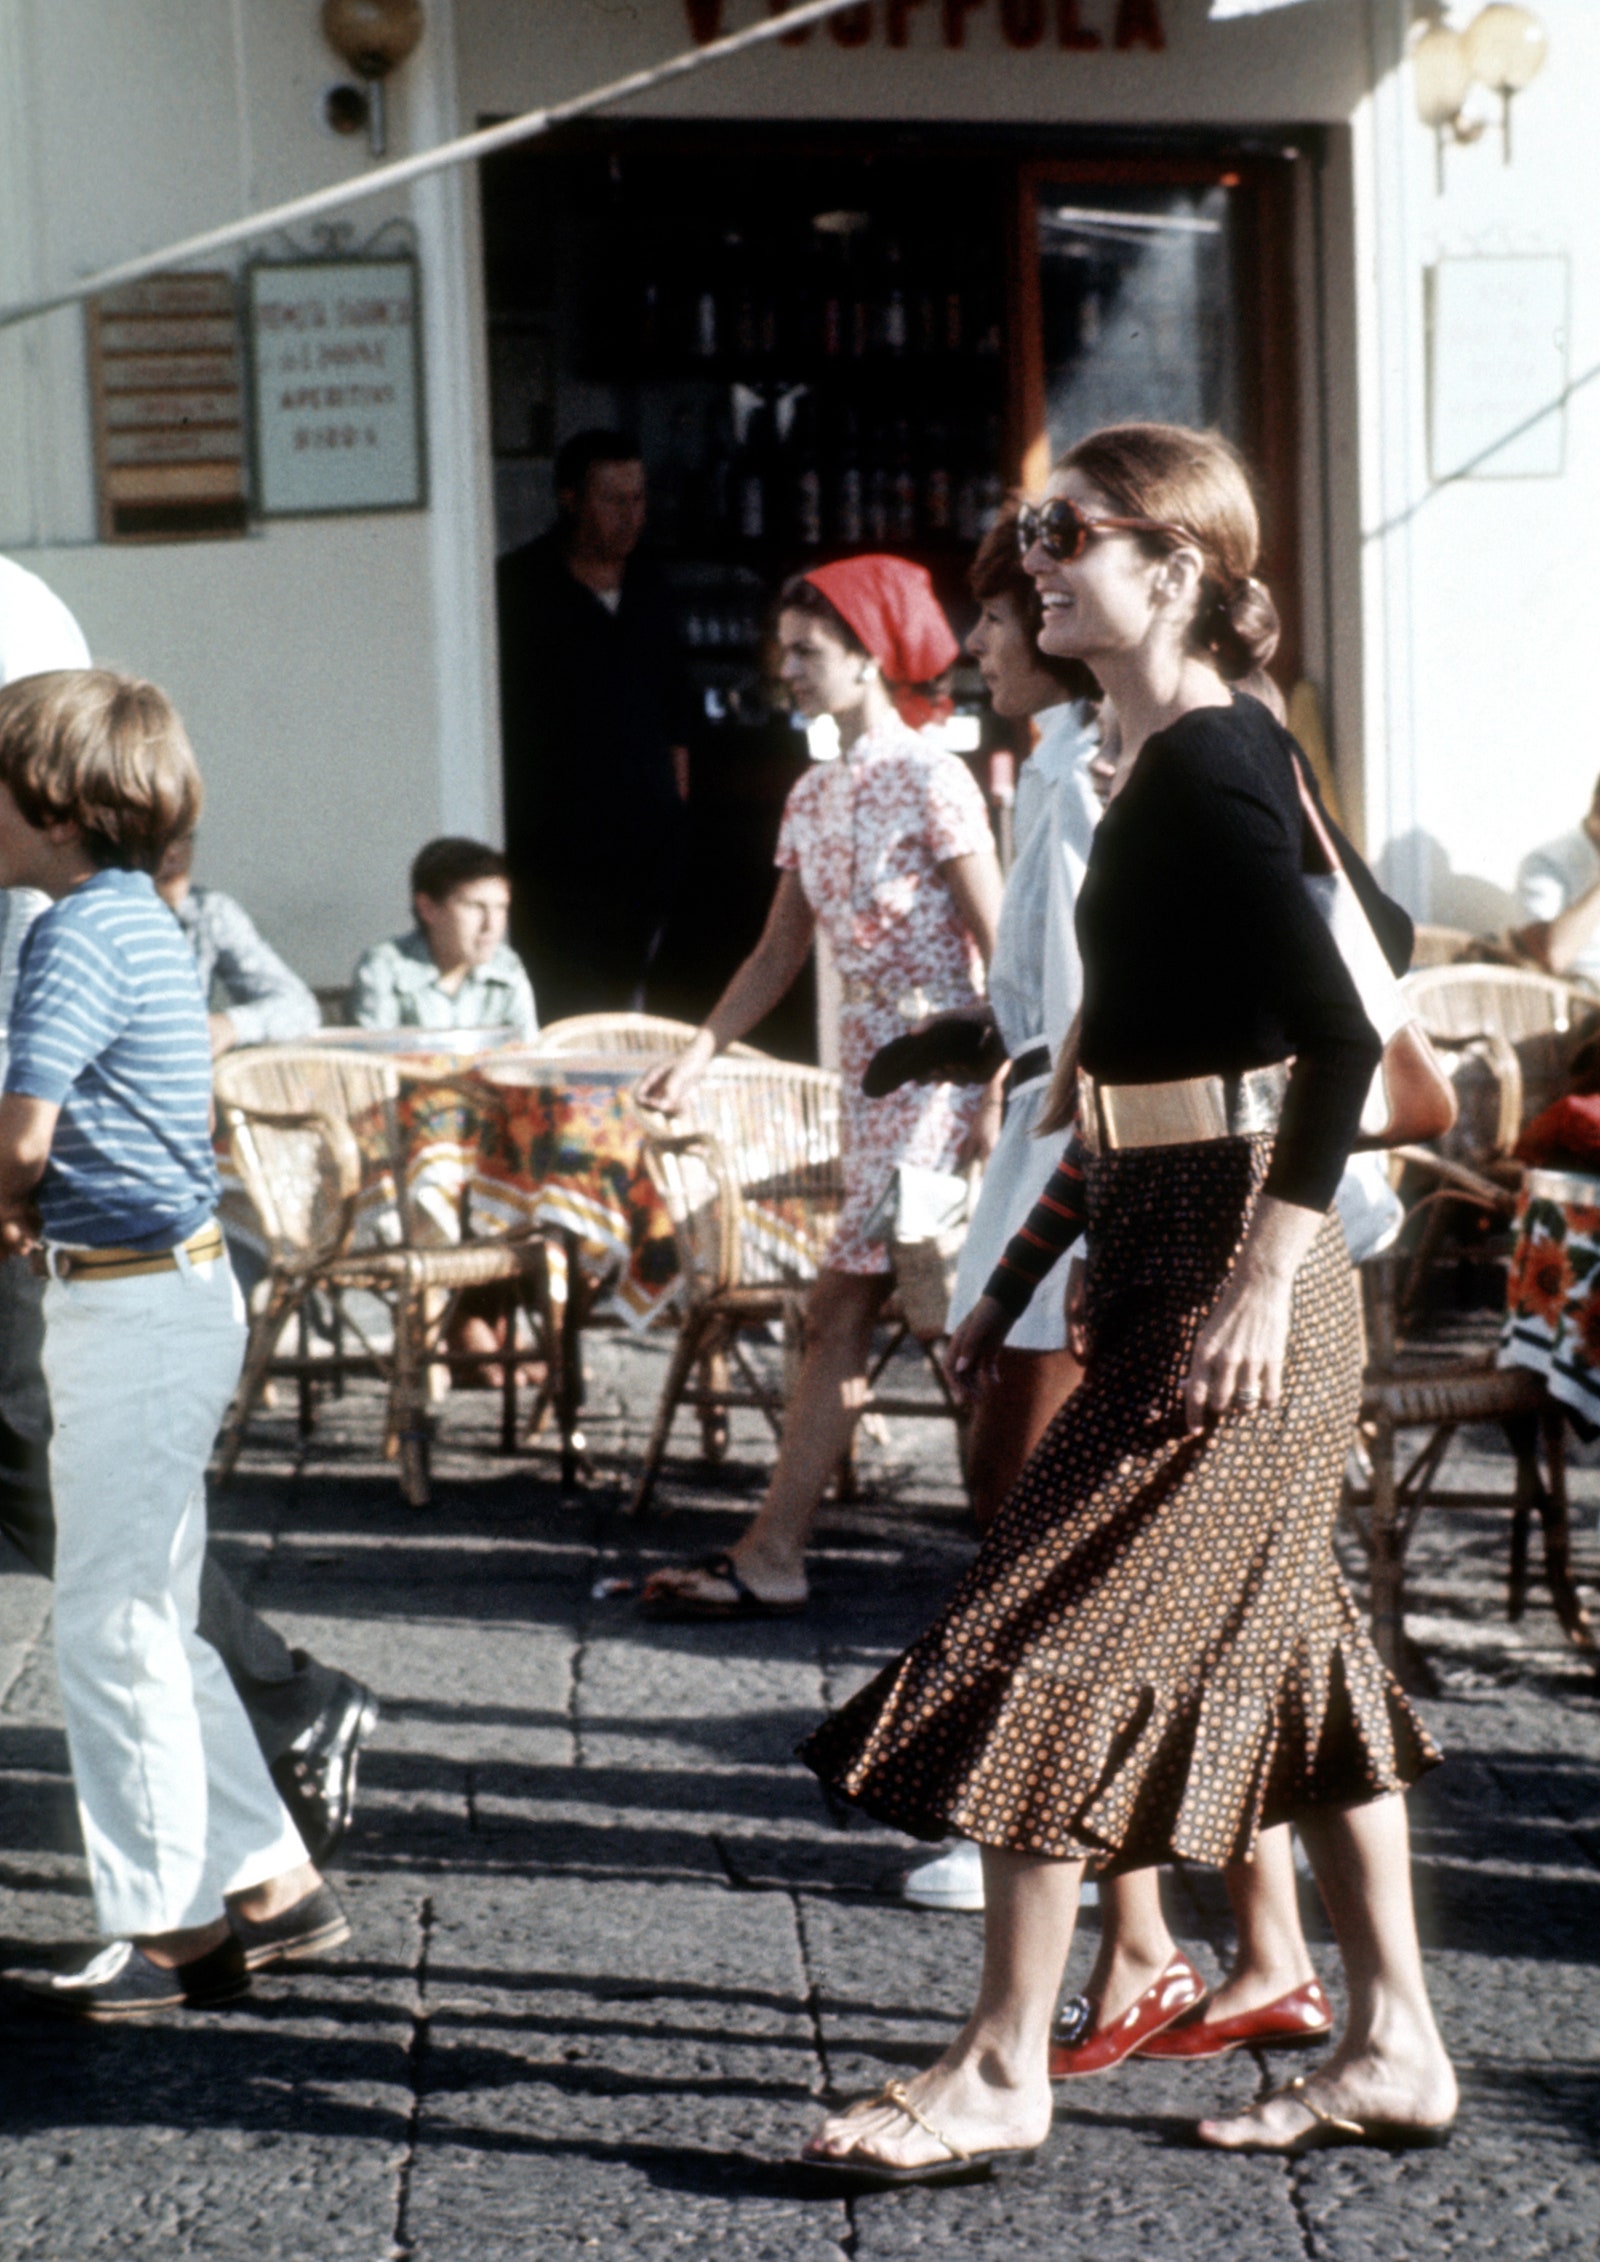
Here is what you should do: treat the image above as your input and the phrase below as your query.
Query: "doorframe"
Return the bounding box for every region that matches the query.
[1008,150,1308,691]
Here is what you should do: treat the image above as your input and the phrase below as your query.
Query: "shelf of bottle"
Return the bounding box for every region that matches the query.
[587,350,1007,394]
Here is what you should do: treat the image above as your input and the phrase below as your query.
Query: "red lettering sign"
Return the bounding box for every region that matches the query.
[886,0,930,44]
[1000,0,1046,44]
[1115,0,1165,49]
[679,1,1167,51]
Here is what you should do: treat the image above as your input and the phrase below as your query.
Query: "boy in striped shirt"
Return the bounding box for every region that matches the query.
[0,671,346,2018]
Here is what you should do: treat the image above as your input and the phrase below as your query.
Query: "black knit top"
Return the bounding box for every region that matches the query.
[985,693,1412,1320]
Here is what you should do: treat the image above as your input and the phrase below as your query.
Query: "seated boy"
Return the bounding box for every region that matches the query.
[155,832,320,1056]
[352,837,537,1041]
[0,669,347,2019]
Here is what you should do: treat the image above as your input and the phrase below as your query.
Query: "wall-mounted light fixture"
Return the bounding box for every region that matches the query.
[1413,5,1546,184]
[320,1,425,159]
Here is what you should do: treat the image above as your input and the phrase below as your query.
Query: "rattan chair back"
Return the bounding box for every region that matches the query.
[213,1045,398,1262]
[1401,963,1600,1162]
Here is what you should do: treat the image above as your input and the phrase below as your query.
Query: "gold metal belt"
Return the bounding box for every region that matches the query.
[39,1220,226,1283]
[1076,1065,1291,1156]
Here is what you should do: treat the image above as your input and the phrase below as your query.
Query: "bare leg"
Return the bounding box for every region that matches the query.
[1076,1866,1175,2021]
[806,1848,1079,2170]
[1204,1824,1318,2020]
[642,1269,890,1608]
[1201,1793,1456,2147]
[1073,1824,1312,2028]
[963,1347,1082,1533]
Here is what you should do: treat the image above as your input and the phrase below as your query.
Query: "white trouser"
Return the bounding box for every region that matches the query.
[42,1244,305,1937]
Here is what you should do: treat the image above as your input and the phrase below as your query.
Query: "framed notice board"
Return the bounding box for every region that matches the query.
[1428,255,1569,482]
[245,256,426,516]
[87,272,248,541]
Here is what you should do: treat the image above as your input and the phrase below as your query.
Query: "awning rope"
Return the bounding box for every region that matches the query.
[0,0,866,334]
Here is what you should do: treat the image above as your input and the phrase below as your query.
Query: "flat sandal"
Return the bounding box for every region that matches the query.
[1203,2073,1455,2156]
[801,2077,1041,2189]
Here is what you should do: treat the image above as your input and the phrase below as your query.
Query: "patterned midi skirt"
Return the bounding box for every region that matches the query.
[800,1135,1440,1872]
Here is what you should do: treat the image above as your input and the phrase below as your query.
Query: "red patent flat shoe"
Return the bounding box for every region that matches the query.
[1048,1952,1208,2080]
[1137,1976,1332,2062]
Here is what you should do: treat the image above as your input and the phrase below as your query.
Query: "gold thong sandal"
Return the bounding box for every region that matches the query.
[802,2078,1041,2189]
[1209,2074,1455,2156]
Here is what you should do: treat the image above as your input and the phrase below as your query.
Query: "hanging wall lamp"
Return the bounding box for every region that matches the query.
[321,0,426,158]
[1413,4,1546,181]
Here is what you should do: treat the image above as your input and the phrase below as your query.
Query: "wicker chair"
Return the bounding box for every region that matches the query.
[211,1046,548,1506]
[1346,966,1600,1675]
[629,1055,965,1515]
[528,1011,762,1060]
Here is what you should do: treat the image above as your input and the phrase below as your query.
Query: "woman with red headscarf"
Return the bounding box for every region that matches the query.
[637,554,1003,1618]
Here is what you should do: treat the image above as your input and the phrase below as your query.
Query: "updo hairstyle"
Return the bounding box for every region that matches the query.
[969,508,1100,704]
[1061,423,1280,682]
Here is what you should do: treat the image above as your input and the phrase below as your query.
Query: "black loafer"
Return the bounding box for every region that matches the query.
[230,1881,351,1971]
[270,1675,379,1864]
[22,1934,250,2021]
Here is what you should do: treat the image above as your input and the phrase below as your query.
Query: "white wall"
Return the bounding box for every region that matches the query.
[1351,0,1600,929]
[0,0,495,985]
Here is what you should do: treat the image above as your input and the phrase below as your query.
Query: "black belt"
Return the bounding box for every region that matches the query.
[1002,1044,1053,1123]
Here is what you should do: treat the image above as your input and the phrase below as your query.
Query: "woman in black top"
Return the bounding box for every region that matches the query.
[800,425,1455,2182]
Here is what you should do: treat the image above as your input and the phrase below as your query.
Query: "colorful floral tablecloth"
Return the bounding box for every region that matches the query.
[347,1054,682,1327]
[1498,1164,1600,1423]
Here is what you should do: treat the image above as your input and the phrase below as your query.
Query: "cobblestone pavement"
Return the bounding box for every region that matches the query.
[1,1328,1597,2260]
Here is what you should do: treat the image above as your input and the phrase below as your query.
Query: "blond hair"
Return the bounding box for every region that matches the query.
[0,669,202,872]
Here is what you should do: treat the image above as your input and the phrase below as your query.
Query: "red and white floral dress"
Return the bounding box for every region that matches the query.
[775,713,993,1274]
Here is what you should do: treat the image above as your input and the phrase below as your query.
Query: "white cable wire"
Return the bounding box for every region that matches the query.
[0,0,866,334]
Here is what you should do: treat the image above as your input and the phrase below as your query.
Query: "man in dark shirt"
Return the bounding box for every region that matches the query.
[497,430,693,1022]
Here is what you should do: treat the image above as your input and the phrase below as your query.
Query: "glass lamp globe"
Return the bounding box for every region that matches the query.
[1463,4,1548,94]
[322,0,425,82]
[1413,24,1474,129]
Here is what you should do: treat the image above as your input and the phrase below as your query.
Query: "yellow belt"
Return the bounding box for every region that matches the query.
[1077,1066,1291,1156]
[40,1220,225,1283]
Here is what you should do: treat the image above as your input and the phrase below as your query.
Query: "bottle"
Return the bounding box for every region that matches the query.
[922,416,952,537]
[848,232,872,360]
[816,227,845,360]
[729,233,758,364]
[834,405,864,545]
[735,396,775,545]
[866,419,892,546]
[881,238,908,358]
[693,236,719,362]
[975,413,1005,532]
[891,418,918,542]
[790,392,824,551]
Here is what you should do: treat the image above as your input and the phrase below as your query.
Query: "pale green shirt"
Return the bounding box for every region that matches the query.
[350,929,538,1041]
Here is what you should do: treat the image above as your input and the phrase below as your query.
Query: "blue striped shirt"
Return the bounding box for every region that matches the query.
[5,868,218,1251]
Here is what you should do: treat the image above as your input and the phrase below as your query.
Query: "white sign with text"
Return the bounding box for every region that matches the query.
[248,258,425,515]
[1429,255,1568,483]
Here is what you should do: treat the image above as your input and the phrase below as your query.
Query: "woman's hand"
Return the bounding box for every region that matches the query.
[945,1294,1009,1404]
[1181,1195,1321,1432]
[637,1028,716,1117]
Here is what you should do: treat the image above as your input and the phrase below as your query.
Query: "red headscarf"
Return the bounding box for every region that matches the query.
[800,554,959,732]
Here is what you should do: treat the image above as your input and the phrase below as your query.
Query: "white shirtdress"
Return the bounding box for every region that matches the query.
[948,702,1101,1350]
